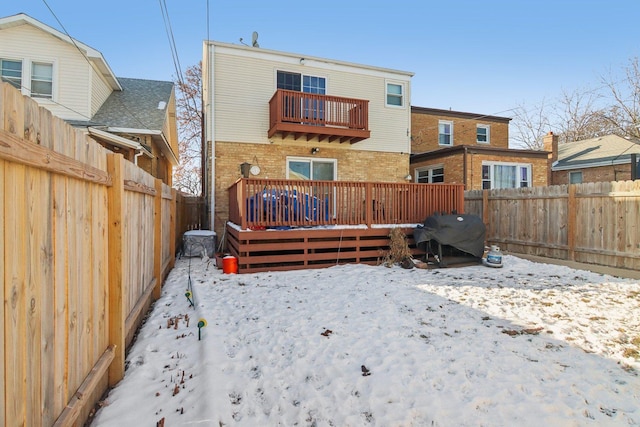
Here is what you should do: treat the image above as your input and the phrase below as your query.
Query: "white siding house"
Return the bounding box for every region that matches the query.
[0,13,120,121]
[204,41,412,152]
[0,13,179,184]
[202,40,414,234]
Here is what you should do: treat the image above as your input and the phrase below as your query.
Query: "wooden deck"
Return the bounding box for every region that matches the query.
[225,225,421,273]
[225,179,465,273]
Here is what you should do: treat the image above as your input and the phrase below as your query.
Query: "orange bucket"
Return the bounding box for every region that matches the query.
[222,255,238,274]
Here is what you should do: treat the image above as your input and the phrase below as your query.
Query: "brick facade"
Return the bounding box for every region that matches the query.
[545,132,638,185]
[209,141,409,237]
[411,107,510,153]
[411,148,549,190]
[410,107,549,190]
[551,165,633,185]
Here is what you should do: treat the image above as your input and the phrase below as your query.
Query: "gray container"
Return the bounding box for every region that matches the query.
[182,230,217,257]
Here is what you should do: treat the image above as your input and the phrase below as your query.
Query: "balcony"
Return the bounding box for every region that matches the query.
[268,89,370,144]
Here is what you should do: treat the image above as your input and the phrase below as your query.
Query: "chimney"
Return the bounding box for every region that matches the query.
[543,131,559,163]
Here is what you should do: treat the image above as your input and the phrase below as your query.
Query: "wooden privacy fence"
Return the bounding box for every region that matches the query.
[0,83,176,426]
[175,193,206,251]
[465,180,640,271]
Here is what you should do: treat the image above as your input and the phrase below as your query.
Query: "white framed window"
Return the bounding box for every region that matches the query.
[416,165,445,183]
[1,58,54,99]
[276,70,326,94]
[1,59,22,89]
[482,162,531,189]
[438,120,453,146]
[31,62,53,99]
[287,156,337,218]
[569,171,582,184]
[277,70,326,122]
[286,157,336,181]
[477,124,490,144]
[385,81,404,107]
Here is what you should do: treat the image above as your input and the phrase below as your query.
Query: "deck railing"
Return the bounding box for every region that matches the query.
[229,178,465,229]
[269,89,369,130]
[268,90,370,143]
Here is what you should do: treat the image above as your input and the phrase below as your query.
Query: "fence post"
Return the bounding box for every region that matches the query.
[153,179,163,300]
[365,183,372,227]
[456,185,465,214]
[239,179,247,230]
[567,184,576,261]
[170,188,177,269]
[106,153,125,385]
[482,189,489,226]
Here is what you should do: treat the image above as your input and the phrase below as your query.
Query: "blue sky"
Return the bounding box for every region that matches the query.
[3,0,640,118]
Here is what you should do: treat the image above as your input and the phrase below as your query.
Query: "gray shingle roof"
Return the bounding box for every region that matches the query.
[91,77,174,131]
[554,134,640,170]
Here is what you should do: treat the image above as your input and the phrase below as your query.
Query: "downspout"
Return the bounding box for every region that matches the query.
[463,146,468,189]
[134,150,144,165]
[207,41,216,232]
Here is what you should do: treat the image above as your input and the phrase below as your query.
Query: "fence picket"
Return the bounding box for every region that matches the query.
[0,83,176,426]
[466,181,640,270]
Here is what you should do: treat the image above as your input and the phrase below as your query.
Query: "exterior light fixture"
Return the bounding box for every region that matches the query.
[404,174,412,181]
[240,162,251,178]
[311,147,320,155]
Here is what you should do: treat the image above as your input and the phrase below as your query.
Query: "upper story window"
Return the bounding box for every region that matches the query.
[277,70,301,91]
[416,165,444,183]
[31,62,53,99]
[1,58,53,99]
[438,120,453,146]
[277,71,326,122]
[477,124,490,144]
[386,82,404,107]
[482,162,531,189]
[277,71,325,94]
[1,59,22,89]
[303,75,325,94]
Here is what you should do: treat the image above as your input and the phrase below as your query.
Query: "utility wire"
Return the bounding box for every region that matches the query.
[158,0,200,118]
[39,0,160,131]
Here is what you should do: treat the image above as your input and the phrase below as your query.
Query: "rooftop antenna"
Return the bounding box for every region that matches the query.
[252,31,259,47]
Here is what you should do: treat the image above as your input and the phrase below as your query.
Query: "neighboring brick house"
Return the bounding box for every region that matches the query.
[410,106,549,190]
[202,40,414,236]
[544,132,640,185]
[0,13,178,184]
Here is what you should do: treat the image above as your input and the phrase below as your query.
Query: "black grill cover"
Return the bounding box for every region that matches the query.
[413,214,486,258]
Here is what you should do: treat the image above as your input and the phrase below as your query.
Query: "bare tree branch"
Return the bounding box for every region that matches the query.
[173,62,202,195]
[510,99,551,150]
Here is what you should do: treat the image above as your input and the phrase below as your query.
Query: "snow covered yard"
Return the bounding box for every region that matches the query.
[90,255,640,427]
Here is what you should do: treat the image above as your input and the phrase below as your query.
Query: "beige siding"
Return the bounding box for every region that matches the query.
[90,66,112,116]
[0,24,93,120]
[210,45,411,154]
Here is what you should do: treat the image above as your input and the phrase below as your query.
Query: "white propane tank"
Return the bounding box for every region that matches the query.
[483,245,503,268]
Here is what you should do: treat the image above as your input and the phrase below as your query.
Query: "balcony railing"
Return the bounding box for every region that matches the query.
[268,89,370,143]
[229,178,465,230]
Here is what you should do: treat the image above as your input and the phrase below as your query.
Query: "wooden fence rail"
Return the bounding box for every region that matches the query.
[175,193,206,252]
[465,180,640,271]
[0,82,176,426]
